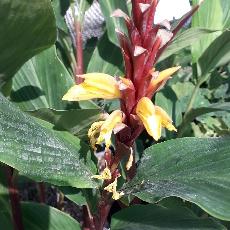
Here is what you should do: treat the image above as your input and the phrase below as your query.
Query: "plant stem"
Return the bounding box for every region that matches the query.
[74,20,84,82]
[5,166,24,230]
[83,205,96,230]
[37,182,46,203]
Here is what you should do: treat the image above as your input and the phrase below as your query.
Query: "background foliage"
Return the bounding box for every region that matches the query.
[0,0,229,229]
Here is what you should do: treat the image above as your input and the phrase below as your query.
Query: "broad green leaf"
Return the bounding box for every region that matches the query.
[0,202,81,230]
[198,30,230,76]
[11,46,98,111]
[59,186,87,206]
[0,94,97,188]
[29,108,100,135]
[87,33,124,75]
[158,28,219,62]
[11,46,73,110]
[124,137,230,220]
[99,0,129,46]
[191,0,229,62]
[111,204,225,230]
[0,211,12,230]
[22,202,81,230]
[0,0,56,88]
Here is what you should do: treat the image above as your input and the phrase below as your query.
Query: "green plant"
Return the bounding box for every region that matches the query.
[0,0,229,229]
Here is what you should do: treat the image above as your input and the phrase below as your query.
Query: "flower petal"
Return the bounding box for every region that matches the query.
[62,73,121,101]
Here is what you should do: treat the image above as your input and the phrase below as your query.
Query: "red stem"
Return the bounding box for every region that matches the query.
[75,21,84,83]
[5,166,24,230]
[37,182,46,203]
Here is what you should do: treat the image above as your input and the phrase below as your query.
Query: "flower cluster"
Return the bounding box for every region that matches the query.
[63,0,201,200]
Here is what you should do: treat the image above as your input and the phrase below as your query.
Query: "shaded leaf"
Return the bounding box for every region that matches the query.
[0,0,56,88]
[87,33,124,75]
[111,204,225,230]
[29,108,100,135]
[59,186,87,206]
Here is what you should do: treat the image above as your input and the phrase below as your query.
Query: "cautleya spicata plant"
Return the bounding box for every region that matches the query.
[0,0,230,230]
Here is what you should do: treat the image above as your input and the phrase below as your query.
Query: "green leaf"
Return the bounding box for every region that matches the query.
[52,0,70,32]
[99,0,129,46]
[29,108,100,135]
[0,0,56,88]
[191,0,229,62]
[158,28,219,62]
[111,204,225,230]
[11,46,74,110]
[87,33,124,75]
[184,102,230,125]
[198,30,230,76]
[11,46,98,111]
[22,202,81,230]
[171,82,210,112]
[0,202,81,230]
[59,186,87,206]
[0,94,97,188]
[124,137,230,221]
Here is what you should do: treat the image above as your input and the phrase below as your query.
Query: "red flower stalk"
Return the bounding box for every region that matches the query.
[63,0,203,203]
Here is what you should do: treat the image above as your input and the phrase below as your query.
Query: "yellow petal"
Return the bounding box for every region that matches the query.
[104,178,117,193]
[155,106,177,132]
[147,66,181,95]
[91,167,112,180]
[97,110,124,149]
[152,66,181,85]
[136,97,162,141]
[112,191,124,200]
[88,121,104,150]
[126,148,134,171]
[62,73,121,101]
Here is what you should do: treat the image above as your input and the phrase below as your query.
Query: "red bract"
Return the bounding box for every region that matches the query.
[113,0,202,120]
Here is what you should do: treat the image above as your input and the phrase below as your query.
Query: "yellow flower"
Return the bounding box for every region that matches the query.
[88,110,124,149]
[136,97,177,141]
[147,66,181,95]
[62,73,121,101]
[91,167,112,180]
